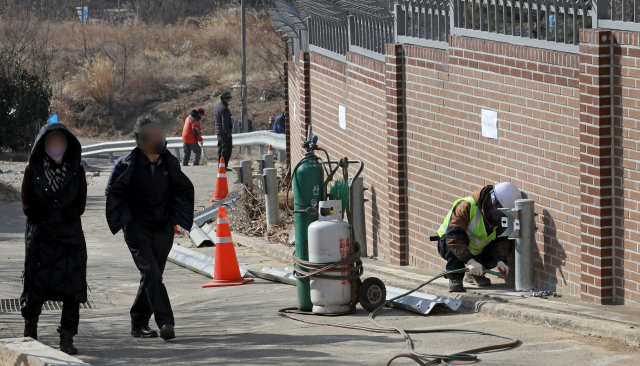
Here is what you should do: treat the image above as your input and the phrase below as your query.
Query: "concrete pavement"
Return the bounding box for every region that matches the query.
[1,160,639,365]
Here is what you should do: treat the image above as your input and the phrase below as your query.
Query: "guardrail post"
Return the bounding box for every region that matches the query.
[244,145,252,156]
[277,150,285,163]
[108,152,114,164]
[259,145,265,155]
[256,159,265,175]
[263,154,274,170]
[241,160,252,190]
[173,148,181,161]
[264,168,280,227]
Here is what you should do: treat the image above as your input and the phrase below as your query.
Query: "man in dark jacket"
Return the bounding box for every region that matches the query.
[21,123,87,355]
[273,112,285,134]
[105,115,194,341]
[214,91,233,168]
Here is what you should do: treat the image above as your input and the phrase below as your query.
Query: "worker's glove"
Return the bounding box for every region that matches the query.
[496,261,509,275]
[466,258,484,276]
[199,141,204,148]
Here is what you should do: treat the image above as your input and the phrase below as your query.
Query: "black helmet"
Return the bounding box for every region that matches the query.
[219,91,233,101]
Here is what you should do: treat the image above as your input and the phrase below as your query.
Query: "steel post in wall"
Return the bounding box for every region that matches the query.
[515,199,536,292]
[240,160,252,190]
[264,168,280,227]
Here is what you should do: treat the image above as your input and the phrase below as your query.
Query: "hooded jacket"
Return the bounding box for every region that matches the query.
[182,110,203,144]
[214,101,233,136]
[444,185,511,264]
[104,147,195,235]
[20,123,88,304]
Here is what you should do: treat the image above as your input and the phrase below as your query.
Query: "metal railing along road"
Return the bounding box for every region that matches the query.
[81,131,286,161]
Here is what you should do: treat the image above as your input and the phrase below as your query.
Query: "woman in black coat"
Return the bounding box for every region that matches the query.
[20,123,87,355]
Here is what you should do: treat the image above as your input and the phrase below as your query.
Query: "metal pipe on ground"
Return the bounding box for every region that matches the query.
[515,199,536,291]
[264,168,280,227]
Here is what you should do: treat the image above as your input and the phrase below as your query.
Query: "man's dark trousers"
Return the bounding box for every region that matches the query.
[217,134,232,168]
[183,142,201,166]
[124,221,175,328]
[437,237,504,279]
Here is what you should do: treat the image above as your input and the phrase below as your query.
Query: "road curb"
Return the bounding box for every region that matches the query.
[0,337,91,366]
[233,233,640,348]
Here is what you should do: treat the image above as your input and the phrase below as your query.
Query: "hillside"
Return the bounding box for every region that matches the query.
[0,6,285,142]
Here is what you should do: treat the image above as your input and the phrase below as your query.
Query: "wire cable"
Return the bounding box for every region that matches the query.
[279,268,519,366]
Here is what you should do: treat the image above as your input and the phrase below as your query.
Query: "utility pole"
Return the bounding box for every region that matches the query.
[241,0,248,132]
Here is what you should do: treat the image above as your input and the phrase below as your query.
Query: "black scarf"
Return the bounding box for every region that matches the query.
[43,156,69,193]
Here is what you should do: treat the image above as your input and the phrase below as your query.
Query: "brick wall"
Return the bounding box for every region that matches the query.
[610,30,640,305]
[285,33,640,306]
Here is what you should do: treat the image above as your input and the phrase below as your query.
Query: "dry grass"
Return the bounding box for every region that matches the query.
[68,56,117,104]
[225,167,294,245]
[7,7,285,139]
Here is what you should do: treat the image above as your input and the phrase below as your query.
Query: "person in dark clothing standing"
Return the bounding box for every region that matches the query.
[105,115,194,341]
[273,112,285,134]
[214,91,233,168]
[20,123,87,355]
[181,107,205,166]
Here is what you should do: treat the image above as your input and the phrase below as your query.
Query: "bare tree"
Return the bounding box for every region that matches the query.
[104,25,144,89]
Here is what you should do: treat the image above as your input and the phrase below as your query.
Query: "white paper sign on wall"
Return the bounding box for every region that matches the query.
[339,105,347,130]
[481,109,498,139]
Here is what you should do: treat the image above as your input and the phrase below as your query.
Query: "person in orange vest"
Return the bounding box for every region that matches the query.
[181,107,205,166]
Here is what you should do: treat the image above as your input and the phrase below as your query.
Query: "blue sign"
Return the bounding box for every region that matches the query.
[549,15,555,32]
[46,113,58,124]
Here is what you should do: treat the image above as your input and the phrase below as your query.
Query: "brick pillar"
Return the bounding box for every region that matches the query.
[299,51,311,146]
[283,61,291,165]
[579,29,614,304]
[385,44,409,266]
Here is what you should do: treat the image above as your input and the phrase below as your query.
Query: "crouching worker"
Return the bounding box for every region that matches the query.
[21,123,87,354]
[436,182,521,292]
[105,115,194,341]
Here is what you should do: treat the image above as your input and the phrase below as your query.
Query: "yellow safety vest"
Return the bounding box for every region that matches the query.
[437,197,496,255]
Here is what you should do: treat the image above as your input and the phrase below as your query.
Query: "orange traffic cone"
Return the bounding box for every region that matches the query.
[211,157,229,202]
[267,145,274,155]
[202,206,253,288]
[174,225,180,233]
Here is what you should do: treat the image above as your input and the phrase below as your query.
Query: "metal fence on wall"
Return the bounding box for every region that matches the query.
[396,0,451,49]
[271,0,640,60]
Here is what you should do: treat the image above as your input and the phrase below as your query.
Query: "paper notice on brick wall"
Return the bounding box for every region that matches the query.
[481,109,498,139]
[339,105,346,130]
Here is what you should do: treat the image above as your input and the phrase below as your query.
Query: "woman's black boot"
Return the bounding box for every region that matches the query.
[59,331,78,355]
[23,317,39,340]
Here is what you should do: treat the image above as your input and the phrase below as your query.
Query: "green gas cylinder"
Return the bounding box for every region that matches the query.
[293,152,324,311]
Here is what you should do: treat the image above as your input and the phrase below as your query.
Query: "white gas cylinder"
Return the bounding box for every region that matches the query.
[308,200,352,314]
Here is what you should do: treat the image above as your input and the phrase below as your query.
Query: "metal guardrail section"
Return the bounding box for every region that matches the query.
[81,131,286,158]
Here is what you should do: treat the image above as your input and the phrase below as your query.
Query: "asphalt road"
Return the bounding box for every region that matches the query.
[1,161,638,365]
